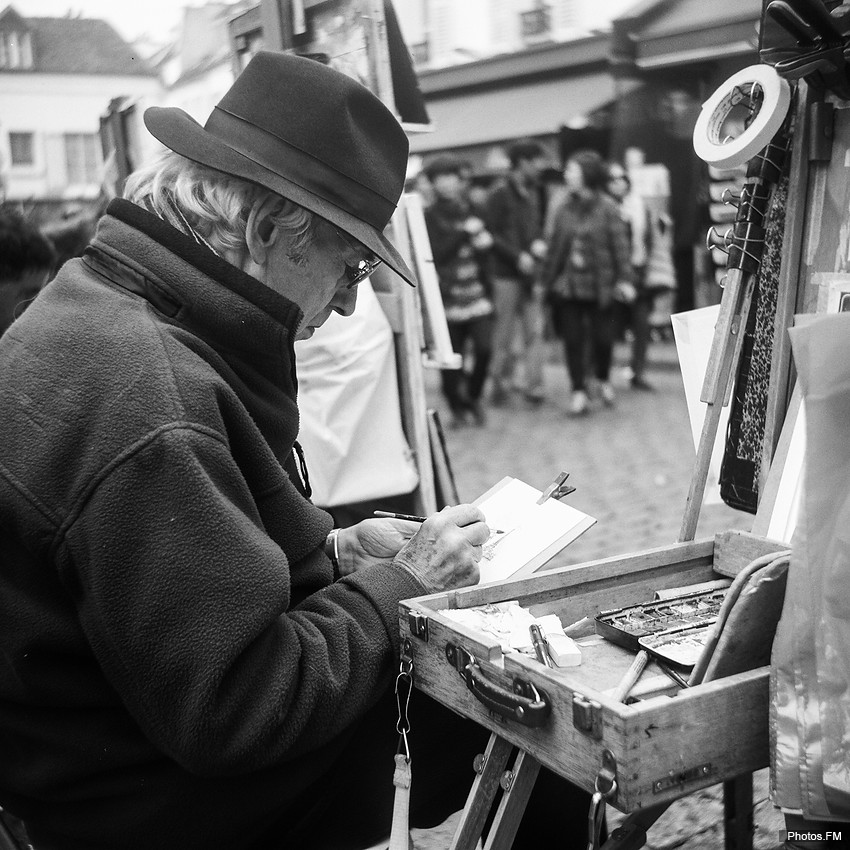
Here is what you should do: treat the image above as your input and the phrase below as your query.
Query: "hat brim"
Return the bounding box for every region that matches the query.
[144,107,416,286]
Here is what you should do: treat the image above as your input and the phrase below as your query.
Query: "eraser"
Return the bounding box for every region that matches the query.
[546,632,582,667]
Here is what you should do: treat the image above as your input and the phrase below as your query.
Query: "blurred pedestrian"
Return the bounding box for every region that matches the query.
[606,161,654,390]
[541,149,633,416]
[484,139,549,406]
[409,169,434,208]
[0,206,56,337]
[424,155,494,427]
[467,174,492,220]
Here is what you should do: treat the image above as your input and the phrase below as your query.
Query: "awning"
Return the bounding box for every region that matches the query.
[617,0,761,69]
[408,71,624,154]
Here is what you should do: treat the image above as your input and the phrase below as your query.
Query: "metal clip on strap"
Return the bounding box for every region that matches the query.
[389,641,415,850]
[395,639,414,761]
[586,773,618,850]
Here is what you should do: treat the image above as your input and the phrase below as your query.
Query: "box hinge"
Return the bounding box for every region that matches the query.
[652,762,713,794]
[408,611,429,642]
[572,693,603,740]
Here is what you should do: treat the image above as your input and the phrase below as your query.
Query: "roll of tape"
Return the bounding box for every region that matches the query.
[693,65,791,169]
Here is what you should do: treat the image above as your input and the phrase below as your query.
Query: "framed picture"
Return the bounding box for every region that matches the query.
[288,0,430,127]
[292,0,378,91]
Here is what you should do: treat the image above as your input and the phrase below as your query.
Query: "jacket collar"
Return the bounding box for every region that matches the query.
[89,199,304,369]
[86,200,304,458]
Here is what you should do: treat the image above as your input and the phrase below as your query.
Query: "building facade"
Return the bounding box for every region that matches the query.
[158,3,253,123]
[393,0,635,67]
[0,5,161,206]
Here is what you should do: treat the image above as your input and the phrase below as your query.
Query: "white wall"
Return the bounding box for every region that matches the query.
[163,61,235,124]
[0,72,162,200]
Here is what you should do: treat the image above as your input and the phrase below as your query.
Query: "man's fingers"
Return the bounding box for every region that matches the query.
[438,503,486,527]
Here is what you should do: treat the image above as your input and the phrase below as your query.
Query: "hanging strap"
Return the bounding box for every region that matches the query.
[389,752,412,850]
[389,640,414,850]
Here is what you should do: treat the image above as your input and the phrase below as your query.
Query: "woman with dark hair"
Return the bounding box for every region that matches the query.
[541,149,633,415]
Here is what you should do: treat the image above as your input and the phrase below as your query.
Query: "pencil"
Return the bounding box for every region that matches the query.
[373,510,429,522]
[372,510,506,534]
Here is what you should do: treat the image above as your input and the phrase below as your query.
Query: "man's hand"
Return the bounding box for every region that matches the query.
[517,251,536,276]
[462,216,486,235]
[336,519,420,576]
[613,280,637,304]
[471,230,494,251]
[393,505,489,593]
[529,238,547,261]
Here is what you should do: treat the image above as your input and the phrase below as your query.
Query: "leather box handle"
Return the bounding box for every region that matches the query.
[445,643,551,728]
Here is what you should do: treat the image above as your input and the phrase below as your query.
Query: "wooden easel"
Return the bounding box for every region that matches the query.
[443,77,827,850]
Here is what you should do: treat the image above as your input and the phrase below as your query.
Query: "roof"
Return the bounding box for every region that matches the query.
[417,33,612,97]
[612,0,761,68]
[0,5,157,76]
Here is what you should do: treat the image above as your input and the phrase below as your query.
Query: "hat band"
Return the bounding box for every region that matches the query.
[204,108,394,230]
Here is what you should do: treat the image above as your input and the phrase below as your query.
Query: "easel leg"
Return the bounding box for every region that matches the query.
[482,749,541,850]
[450,734,513,850]
[723,774,754,850]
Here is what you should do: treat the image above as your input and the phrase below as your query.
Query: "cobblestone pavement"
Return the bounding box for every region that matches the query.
[407,338,786,850]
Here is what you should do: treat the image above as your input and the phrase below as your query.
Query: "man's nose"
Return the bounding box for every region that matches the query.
[333,284,358,317]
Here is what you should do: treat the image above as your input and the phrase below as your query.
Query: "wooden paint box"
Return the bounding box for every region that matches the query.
[398,530,786,813]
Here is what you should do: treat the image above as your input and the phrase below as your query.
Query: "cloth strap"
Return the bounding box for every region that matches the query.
[388,753,412,850]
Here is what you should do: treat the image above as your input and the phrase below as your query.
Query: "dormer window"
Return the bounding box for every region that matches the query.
[0,30,34,69]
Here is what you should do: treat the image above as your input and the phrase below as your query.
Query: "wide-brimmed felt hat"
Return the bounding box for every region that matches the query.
[144,51,415,285]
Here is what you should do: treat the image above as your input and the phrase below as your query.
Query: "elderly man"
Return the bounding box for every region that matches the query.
[0,53,595,849]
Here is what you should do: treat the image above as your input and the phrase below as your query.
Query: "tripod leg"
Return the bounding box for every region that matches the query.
[482,749,541,850]
[450,734,514,850]
[723,774,754,850]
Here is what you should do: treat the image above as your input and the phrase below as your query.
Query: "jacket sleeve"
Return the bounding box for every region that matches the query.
[539,208,568,290]
[424,207,467,265]
[607,203,634,285]
[484,186,522,271]
[60,424,426,776]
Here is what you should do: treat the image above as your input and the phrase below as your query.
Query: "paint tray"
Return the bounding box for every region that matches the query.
[594,588,728,651]
[638,624,714,671]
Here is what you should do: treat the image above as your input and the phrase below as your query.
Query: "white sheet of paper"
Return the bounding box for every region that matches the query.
[766,400,805,544]
[475,478,595,584]
[671,306,730,506]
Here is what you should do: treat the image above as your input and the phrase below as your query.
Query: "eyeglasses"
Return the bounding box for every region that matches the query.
[333,228,383,288]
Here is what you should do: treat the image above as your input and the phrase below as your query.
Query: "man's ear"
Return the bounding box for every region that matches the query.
[245,196,282,265]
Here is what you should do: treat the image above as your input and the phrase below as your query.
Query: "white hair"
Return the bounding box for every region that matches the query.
[123,149,316,261]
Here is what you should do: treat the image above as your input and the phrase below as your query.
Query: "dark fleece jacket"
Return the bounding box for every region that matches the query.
[0,200,425,849]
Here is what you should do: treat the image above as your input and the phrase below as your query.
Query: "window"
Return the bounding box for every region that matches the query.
[0,30,33,69]
[64,133,101,185]
[8,132,34,167]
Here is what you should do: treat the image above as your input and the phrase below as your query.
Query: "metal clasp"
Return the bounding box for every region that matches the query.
[408,611,429,642]
[572,693,603,740]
